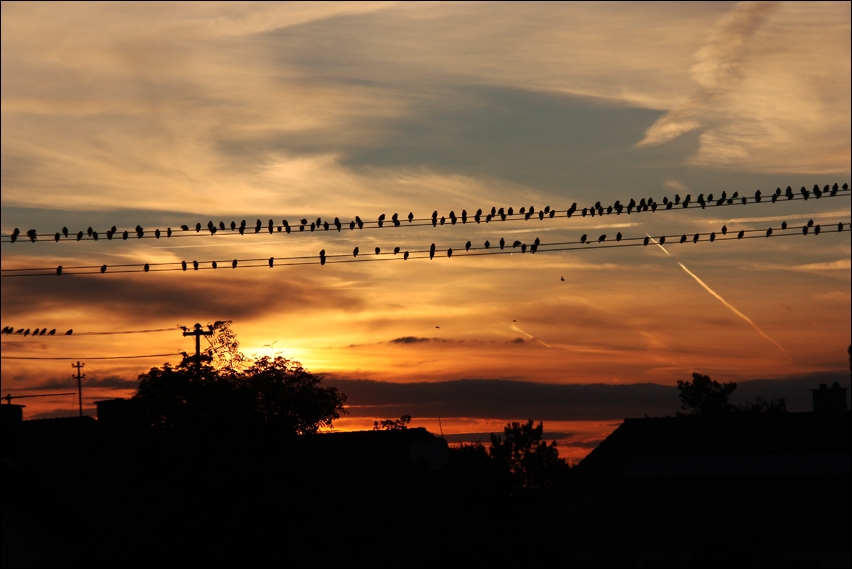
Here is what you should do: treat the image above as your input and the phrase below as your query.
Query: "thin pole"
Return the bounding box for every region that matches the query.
[182,323,213,380]
[72,361,85,417]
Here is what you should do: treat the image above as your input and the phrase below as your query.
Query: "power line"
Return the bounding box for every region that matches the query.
[0,327,177,337]
[1,221,848,277]
[3,186,848,243]
[0,353,179,360]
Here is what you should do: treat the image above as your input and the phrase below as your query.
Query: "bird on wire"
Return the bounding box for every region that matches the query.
[394,247,400,255]
[782,221,787,230]
[353,247,359,258]
[144,264,149,272]
[404,251,409,260]
[268,257,274,268]
[738,230,745,239]
[181,261,187,271]
[100,265,107,273]
[320,250,326,265]
[56,266,62,276]
[580,234,587,244]
[232,259,238,269]
[193,260,199,270]
[484,240,490,249]
[693,233,699,243]
[465,241,471,251]
[598,235,606,243]
[430,243,436,260]
[66,329,73,335]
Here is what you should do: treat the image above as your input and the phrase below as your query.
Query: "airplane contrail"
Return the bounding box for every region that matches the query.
[646,234,785,351]
[510,324,552,348]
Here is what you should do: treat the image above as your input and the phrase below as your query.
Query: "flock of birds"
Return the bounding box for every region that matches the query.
[1,327,73,336]
[5,184,848,243]
[6,220,838,277]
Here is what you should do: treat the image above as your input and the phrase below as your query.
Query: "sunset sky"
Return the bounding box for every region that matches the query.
[1,2,850,460]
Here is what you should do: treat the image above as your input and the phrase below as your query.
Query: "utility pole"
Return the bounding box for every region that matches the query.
[183,323,213,380]
[72,361,84,417]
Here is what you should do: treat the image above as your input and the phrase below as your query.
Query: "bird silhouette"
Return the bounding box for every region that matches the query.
[349,221,355,230]
[512,240,521,248]
[320,250,326,265]
[561,276,564,281]
[15,329,24,334]
[207,220,214,231]
[486,214,492,223]
[814,225,821,235]
[693,233,699,243]
[27,229,37,242]
[465,241,471,252]
[378,214,385,227]
[181,261,187,271]
[533,237,540,246]
[334,218,341,231]
[659,236,666,245]
[522,243,528,253]
[232,259,238,269]
[181,225,189,231]
[39,328,47,336]
[196,222,202,232]
[375,247,381,255]
[500,237,505,249]
[100,265,107,273]
[23,329,31,337]
[765,227,773,237]
[212,261,218,269]
[144,264,150,272]
[802,226,808,235]
[721,225,728,235]
[813,185,822,199]
[61,226,69,238]
[838,222,844,232]
[447,248,453,257]
[737,230,745,239]
[598,235,606,243]
[56,266,62,276]
[449,211,457,225]
[193,260,199,270]
[484,240,490,249]
[10,228,20,243]
[167,228,172,238]
[268,257,274,268]
[440,216,446,225]
[830,184,839,196]
[680,234,687,244]
[643,236,650,246]
[54,232,60,242]
[780,221,787,230]
[155,228,161,239]
[353,247,359,258]
[47,329,56,336]
[430,243,436,259]
[66,329,73,335]
[616,232,622,242]
[710,232,716,242]
[393,246,400,254]
[580,234,587,244]
[807,219,814,227]
[408,212,414,223]
[800,187,809,200]
[268,219,274,233]
[310,223,315,232]
[92,231,98,241]
[87,226,93,236]
[404,251,409,260]
[356,217,364,229]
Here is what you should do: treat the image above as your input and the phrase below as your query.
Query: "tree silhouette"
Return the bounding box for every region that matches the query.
[373,414,411,430]
[678,372,787,416]
[134,326,345,434]
[677,373,737,415]
[489,419,569,492]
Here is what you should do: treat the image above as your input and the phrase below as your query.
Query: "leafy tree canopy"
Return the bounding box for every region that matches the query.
[677,372,787,416]
[489,419,569,493]
[373,414,411,430]
[134,323,346,435]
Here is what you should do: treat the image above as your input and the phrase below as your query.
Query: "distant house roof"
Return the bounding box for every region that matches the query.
[541,411,851,567]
